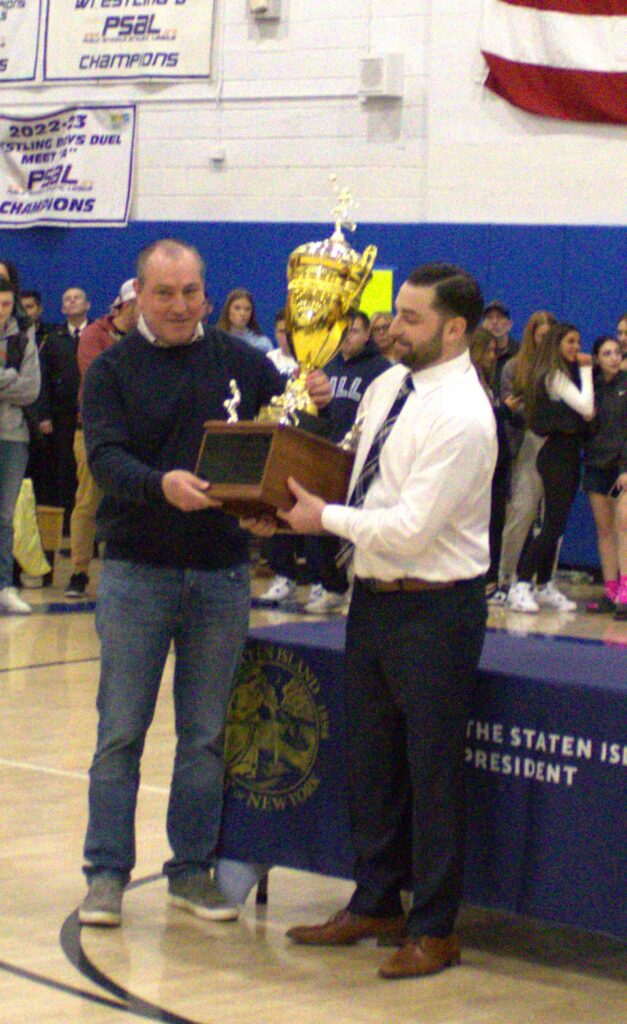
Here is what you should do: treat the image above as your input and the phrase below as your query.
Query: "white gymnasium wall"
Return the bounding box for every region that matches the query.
[425,0,625,225]
[3,0,625,225]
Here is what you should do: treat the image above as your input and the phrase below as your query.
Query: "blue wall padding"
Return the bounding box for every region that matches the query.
[4,220,624,567]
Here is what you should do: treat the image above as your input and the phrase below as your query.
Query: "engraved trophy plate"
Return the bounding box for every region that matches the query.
[196,421,354,521]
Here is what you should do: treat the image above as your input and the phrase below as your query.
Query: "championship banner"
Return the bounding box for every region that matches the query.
[0,105,136,228]
[0,0,42,83]
[43,0,214,82]
[481,0,627,124]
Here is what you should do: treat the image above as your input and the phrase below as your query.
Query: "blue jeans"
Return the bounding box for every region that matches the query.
[0,440,29,589]
[84,559,251,882]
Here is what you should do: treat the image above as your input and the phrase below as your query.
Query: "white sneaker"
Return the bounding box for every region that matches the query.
[305,583,323,605]
[0,586,32,615]
[303,586,348,614]
[534,582,577,612]
[258,575,296,604]
[487,587,509,606]
[507,581,539,614]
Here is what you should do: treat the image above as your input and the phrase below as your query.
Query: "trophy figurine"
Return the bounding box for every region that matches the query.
[195,182,377,520]
[266,182,377,422]
[223,380,241,423]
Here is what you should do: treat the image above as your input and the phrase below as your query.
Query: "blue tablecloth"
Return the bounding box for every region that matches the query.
[219,622,627,940]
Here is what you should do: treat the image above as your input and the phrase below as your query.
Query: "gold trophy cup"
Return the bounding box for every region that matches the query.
[196,184,377,520]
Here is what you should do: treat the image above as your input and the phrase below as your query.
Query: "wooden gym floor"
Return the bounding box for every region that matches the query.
[1,553,625,1024]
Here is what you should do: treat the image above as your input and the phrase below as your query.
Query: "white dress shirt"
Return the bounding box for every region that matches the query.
[68,319,88,338]
[137,313,204,348]
[321,350,497,582]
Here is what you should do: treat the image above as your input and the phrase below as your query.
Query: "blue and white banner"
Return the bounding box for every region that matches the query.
[0,104,136,227]
[0,0,42,83]
[43,0,214,82]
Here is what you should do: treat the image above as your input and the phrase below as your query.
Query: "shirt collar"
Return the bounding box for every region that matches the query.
[138,313,204,348]
[68,319,88,334]
[410,349,471,393]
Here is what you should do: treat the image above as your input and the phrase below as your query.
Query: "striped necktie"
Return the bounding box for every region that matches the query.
[336,372,414,567]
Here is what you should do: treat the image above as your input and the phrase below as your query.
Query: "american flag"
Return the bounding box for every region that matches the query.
[481,0,627,124]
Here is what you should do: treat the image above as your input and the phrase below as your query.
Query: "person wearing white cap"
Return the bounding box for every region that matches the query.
[65,280,137,598]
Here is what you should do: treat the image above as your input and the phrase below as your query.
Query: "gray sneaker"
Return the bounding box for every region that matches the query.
[168,873,239,921]
[79,874,124,927]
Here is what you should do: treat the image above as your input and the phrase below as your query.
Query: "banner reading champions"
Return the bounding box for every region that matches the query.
[0,0,42,83]
[0,105,136,227]
[43,0,215,81]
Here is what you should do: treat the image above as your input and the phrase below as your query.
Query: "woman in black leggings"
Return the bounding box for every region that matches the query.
[583,336,627,618]
[507,322,594,614]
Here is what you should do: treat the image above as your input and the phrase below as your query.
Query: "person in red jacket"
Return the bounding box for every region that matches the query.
[65,280,137,598]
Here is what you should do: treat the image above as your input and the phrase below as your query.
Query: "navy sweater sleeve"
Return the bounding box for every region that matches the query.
[83,351,166,505]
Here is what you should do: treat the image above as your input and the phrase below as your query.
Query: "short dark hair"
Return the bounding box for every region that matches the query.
[0,276,14,294]
[274,309,286,325]
[351,310,370,331]
[592,334,617,358]
[136,238,205,285]
[19,288,42,304]
[406,262,484,335]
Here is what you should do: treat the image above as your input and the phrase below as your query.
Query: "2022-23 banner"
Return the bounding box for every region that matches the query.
[0,105,136,227]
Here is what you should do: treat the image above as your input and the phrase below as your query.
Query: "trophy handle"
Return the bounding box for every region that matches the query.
[337,244,378,320]
[353,245,378,296]
[284,290,296,335]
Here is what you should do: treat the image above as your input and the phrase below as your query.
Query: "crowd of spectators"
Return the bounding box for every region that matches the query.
[0,251,625,620]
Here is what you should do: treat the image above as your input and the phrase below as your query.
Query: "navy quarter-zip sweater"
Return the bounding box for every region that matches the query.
[82,325,285,569]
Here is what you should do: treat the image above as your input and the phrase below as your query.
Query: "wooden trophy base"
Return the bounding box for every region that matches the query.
[195,421,354,521]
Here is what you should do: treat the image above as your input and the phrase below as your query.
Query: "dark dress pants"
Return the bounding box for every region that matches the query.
[304,535,349,594]
[26,434,58,506]
[265,533,312,582]
[345,576,486,937]
[52,411,78,532]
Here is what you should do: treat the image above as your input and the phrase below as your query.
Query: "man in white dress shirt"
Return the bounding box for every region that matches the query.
[263,263,497,980]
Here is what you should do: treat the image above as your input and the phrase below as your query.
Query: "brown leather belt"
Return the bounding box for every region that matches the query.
[357,577,455,593]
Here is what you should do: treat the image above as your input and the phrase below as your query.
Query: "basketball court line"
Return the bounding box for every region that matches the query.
[0,874,201,1024]
[60,876,201,1024]
[0,656,100,675]
[0,758,168,795]
[0,959,127,1015]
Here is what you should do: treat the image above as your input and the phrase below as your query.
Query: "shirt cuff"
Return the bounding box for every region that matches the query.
[321,503,356,540]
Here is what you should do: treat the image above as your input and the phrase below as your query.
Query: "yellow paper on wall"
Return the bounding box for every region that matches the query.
[359,269,394,318]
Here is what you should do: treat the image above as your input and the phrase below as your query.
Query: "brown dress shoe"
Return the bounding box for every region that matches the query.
[287,909,407,947]
[378,934,461,979]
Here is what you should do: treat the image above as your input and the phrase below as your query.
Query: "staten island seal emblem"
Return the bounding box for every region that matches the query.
[225,642,330,812]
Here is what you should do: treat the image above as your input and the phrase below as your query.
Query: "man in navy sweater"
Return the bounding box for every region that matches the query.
[78,238,329,927]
